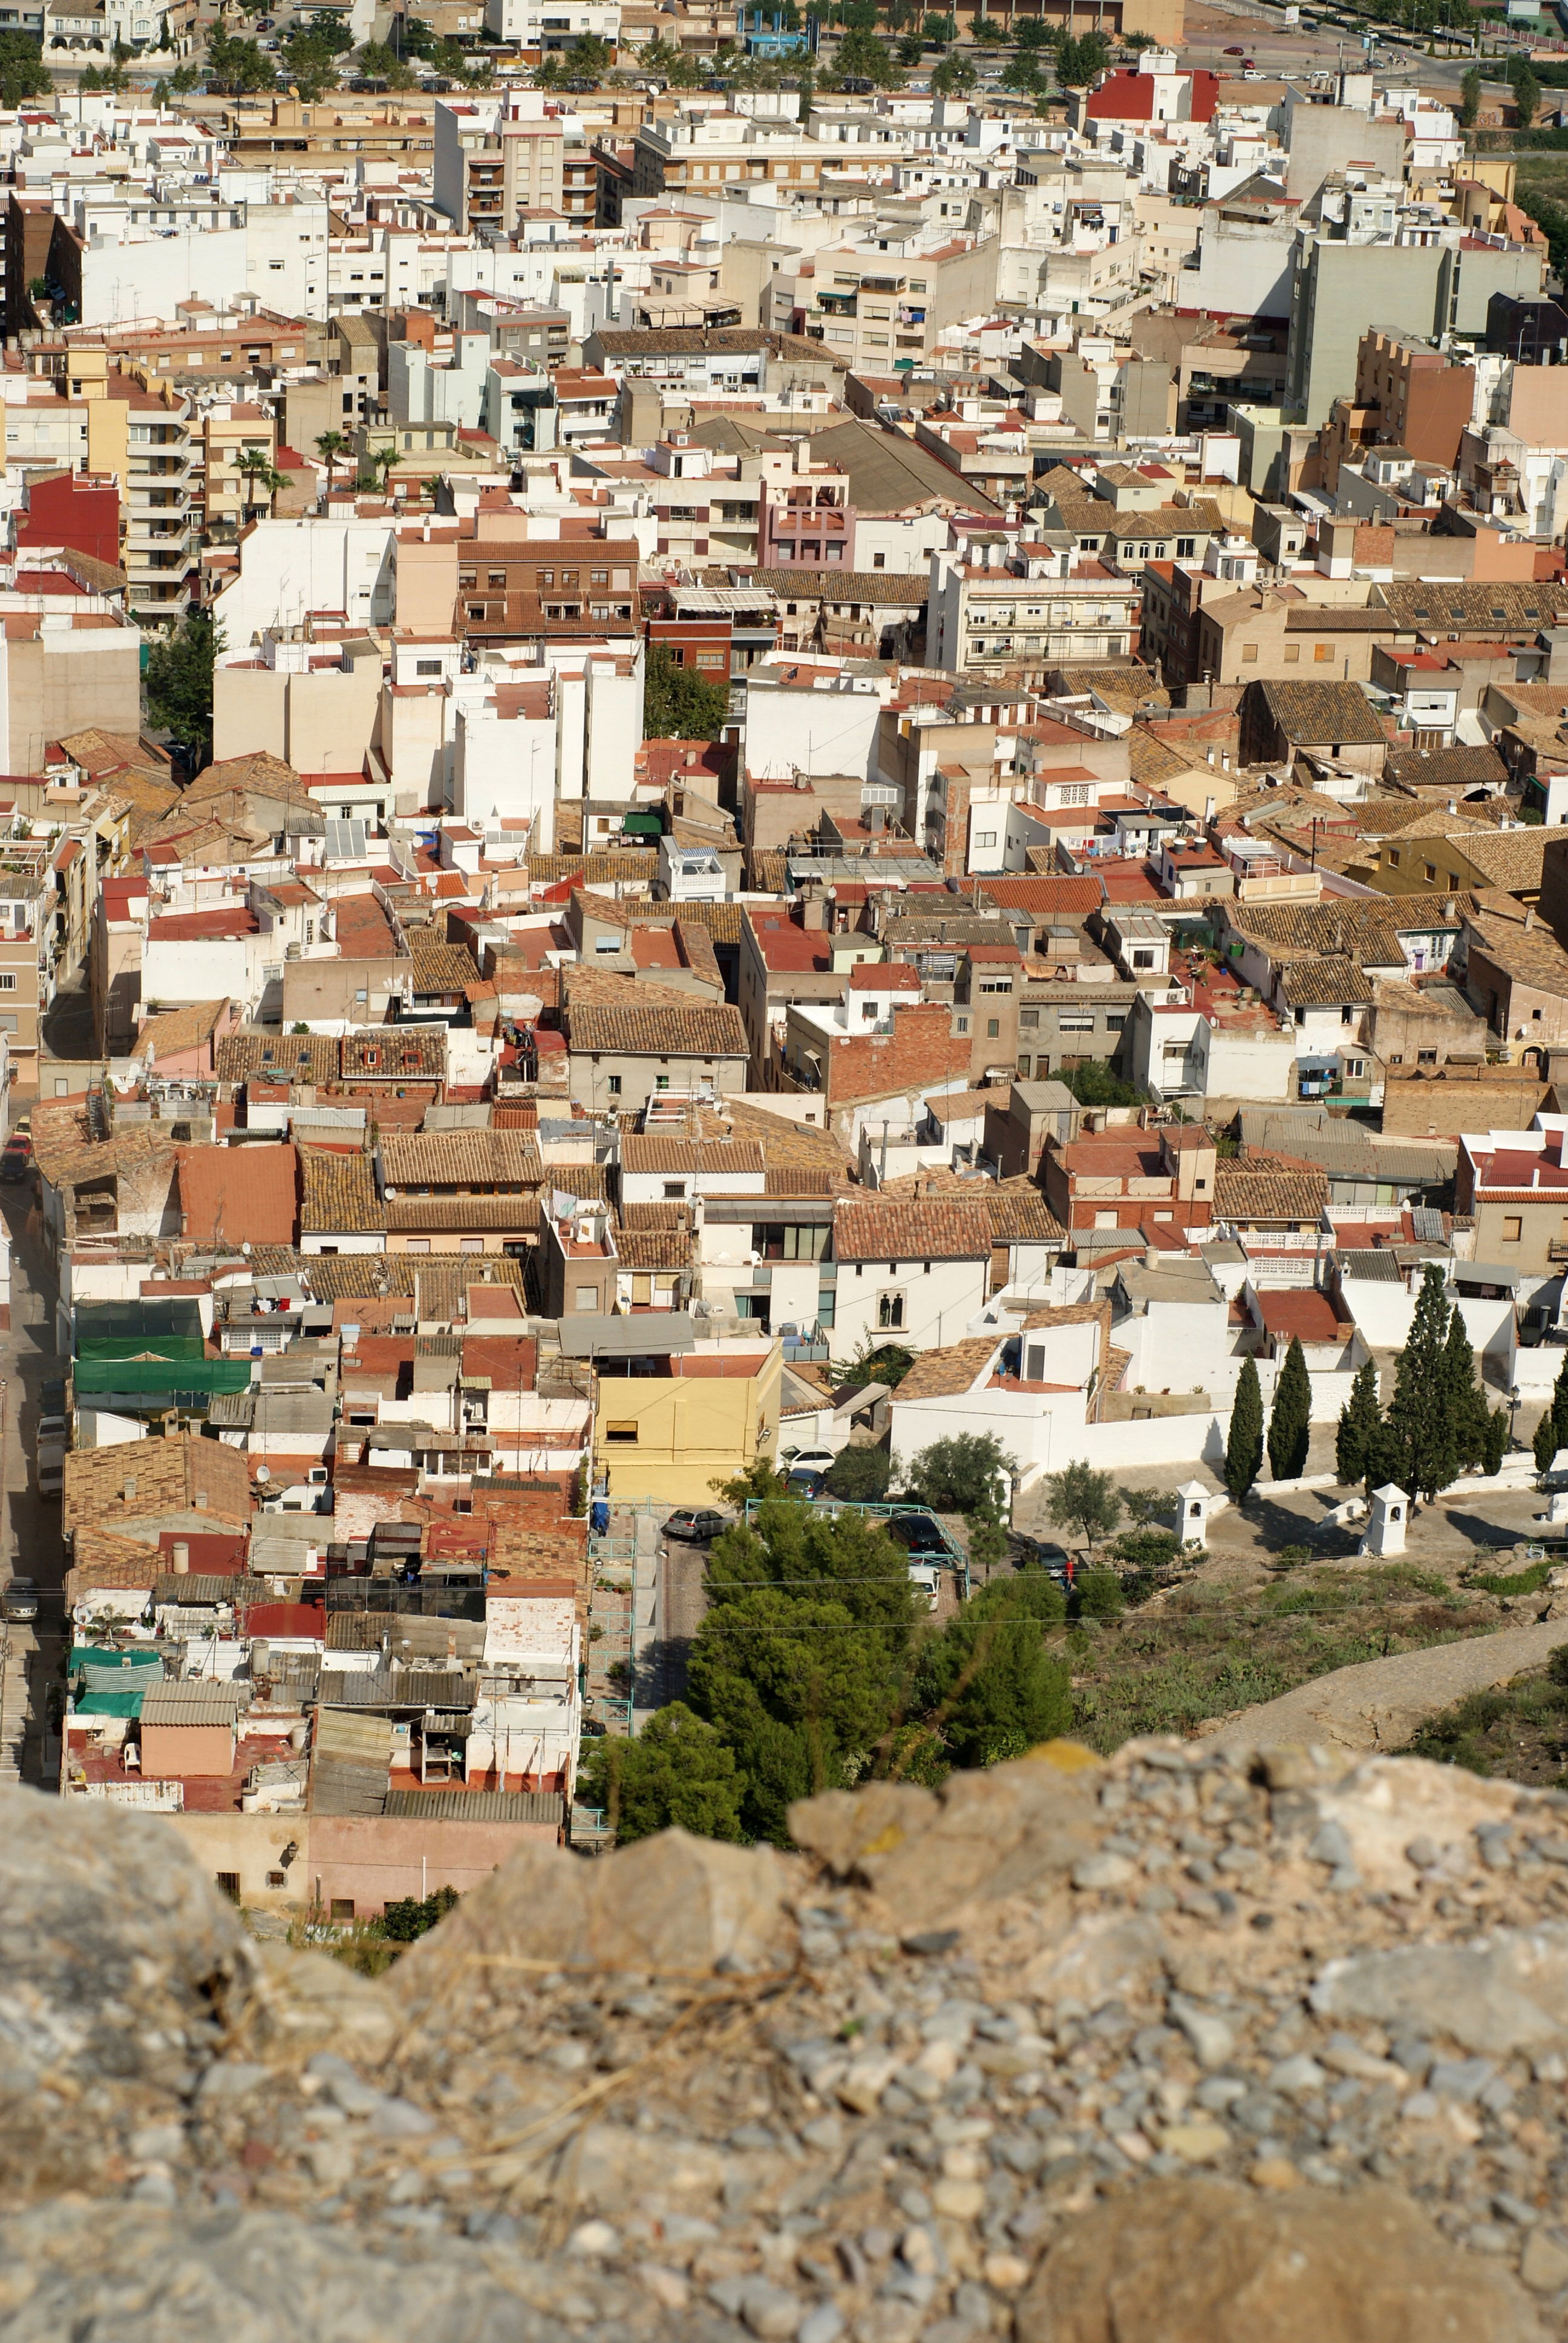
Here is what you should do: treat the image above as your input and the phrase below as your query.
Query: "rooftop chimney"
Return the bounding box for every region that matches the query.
[172,1541,189,1574]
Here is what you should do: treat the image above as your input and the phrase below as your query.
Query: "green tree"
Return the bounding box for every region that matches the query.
[823,1443,892,1501]
[910,1569,1070,1769]
[568,28,612,72]
[314,428,348,499]
[1384,1264,1459,1501]
[145,611,220,770]
[710,1454,791,1507]
[895,32,924,61]
[1055,28,1109,83]
[1513,58,1540,126]
[1535,1347,1568,1471]
[1122,1486,1177,1528]
[836,1339,915,1394]
[1440,1306,1491,1473]
[0,33,51,105]
[380,1884,459,1941]
[835,24,900,79]
[970,14,1005,38]
[1266,1335,1312,1483]
[1059,1061,1148,1107]
[1042,1457,1122,1547]
[1459,62,1481,122]
[1224,1357,1264,1502]
[1001,51,1046,91]
[1481,1405,1510,1475]
[204,30,278,88]
[1336,1358,1382,1487]
[921,10,955,39]
[358,36,418,84]
[906,1432,1015,1519]
[930,48,974,90]
[579,1703,746,1842]
[1071,1568,1125,1620]
[642,644,731,740]
[1012,15,1057,47]
[167,61,201,89]
[234,444,287,518]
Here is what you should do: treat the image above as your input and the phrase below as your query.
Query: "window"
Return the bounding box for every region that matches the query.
[1241,644,1258,663]
[1502,1216,1523,1242]
[330,1898,355,1922]
[974,831,997,848]
[216,1873,241,1904]
[817,1285,835,1328]
[1416,1047,1439,1064]
[574,1283,601,1310]
[1106,1014,1126,1033]
[605,1420,639,1442]
[1314,643,1332,663]
[1283,644,1300,663]
[266,1870,287,1889]
[1387,850,1400,868]
[877,1292,905,1329]
[662,1181,684,1199]
[1423,864,1437,883]
[0,975,16,992]
[987,1018,1000,1038]
[873,551,886,569]
[956,1016,969,1033]
[416,657,442,675]
[1057,1014,1094,1034]
[1019,1009,1039,1030]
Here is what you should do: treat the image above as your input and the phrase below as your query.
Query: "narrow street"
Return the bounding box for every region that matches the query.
[0,1180,64,1788]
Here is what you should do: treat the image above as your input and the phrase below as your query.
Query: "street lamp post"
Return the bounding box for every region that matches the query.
[1509,1383,1521,1450]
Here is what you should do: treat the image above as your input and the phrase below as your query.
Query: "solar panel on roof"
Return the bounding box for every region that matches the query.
[1410,1207,1445,1242]
[324,818,367,861]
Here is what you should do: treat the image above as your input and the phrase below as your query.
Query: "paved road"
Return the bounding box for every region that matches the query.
[1203,1617,1568,1756]
[0,1179,64,1787]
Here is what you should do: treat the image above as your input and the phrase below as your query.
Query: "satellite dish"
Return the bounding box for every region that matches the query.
[254,1464,272,1482]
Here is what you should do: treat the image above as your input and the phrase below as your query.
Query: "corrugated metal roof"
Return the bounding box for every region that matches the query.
[1338,1250,1402,1281]
[309,1754,389,1817]
[318,1668,474,1710]
[140,1681,246,1725]
[382,1788,563,1824]
[152,1573,250,1606]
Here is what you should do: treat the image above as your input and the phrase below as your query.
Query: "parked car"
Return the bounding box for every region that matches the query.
[884,1509,953,1559]
[37,1445,64,1499]
[664,1506,725,1542]
[0,1134,31,1182]
[786,1463,829,1496]
[1224,41,1244,51]
[907,1561,941,1610]
[37,1413,66,1448]
[2,1578,38,1622]
[782,1447,835,1476]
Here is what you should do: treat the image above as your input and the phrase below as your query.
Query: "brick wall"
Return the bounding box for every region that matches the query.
[822,1002,973,1106]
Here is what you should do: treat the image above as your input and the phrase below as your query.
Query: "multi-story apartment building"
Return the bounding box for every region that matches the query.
[630,116,826,202]
[483,0,618,50]
[928,547,1142,680]
[433,93,564,235]
[120,369,198,623]
[202,401,279,543]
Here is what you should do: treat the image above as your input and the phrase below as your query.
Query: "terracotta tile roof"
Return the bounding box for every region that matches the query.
[621,1136,764,1176]
[615,1226,693,1271]
[976,875,1102,917]
[384,1196,538,1231]
[1449,827,1548,895]
[566,990,749,1060]
[177,1142,297,1247]
[129,998,227,1062]
[1465,905,1568,992]
[894,1334,1001,1400]
[1276,955,1374,1008]
[408,935,479,993]
[1385,743,1508,792]
[1215,1157,1328,1224]
[1256,679,1388,747]
[342,1027,445,1080]
[299,1146,384,1235]
[832,1196,992,1263]
[218,1032,340,1086]
[379,1130,542,1190]
[63,1434,252,1532]
[1377,580,1567,633]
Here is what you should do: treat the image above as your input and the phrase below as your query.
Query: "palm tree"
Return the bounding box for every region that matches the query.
[313,428,348,502]
[234,444,286,523]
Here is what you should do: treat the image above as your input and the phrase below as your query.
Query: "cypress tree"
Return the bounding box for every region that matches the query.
[1224,1356,1264,1502]
[1482,1405,1510,1476]
[1440,1306,1490,1475]
[1385,1265,1459,1501]
[1267,1335,1313,1482]
[1536,1348,1568,1473]
[1336,1358,1380,1487]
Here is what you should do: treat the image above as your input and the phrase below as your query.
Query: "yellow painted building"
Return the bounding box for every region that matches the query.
[594,1341,781,1505]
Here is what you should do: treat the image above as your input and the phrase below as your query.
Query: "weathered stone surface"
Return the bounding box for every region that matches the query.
[0,1786,254,2088]
[243,1941,398,2066]
[1312,1924,1568,2056]
[1015,2178,1543,2343]
[790,1748,1101,1932]
[1023,1913,1166,2008]
[395,1826,790,2001]
[0,2205,638,2343]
